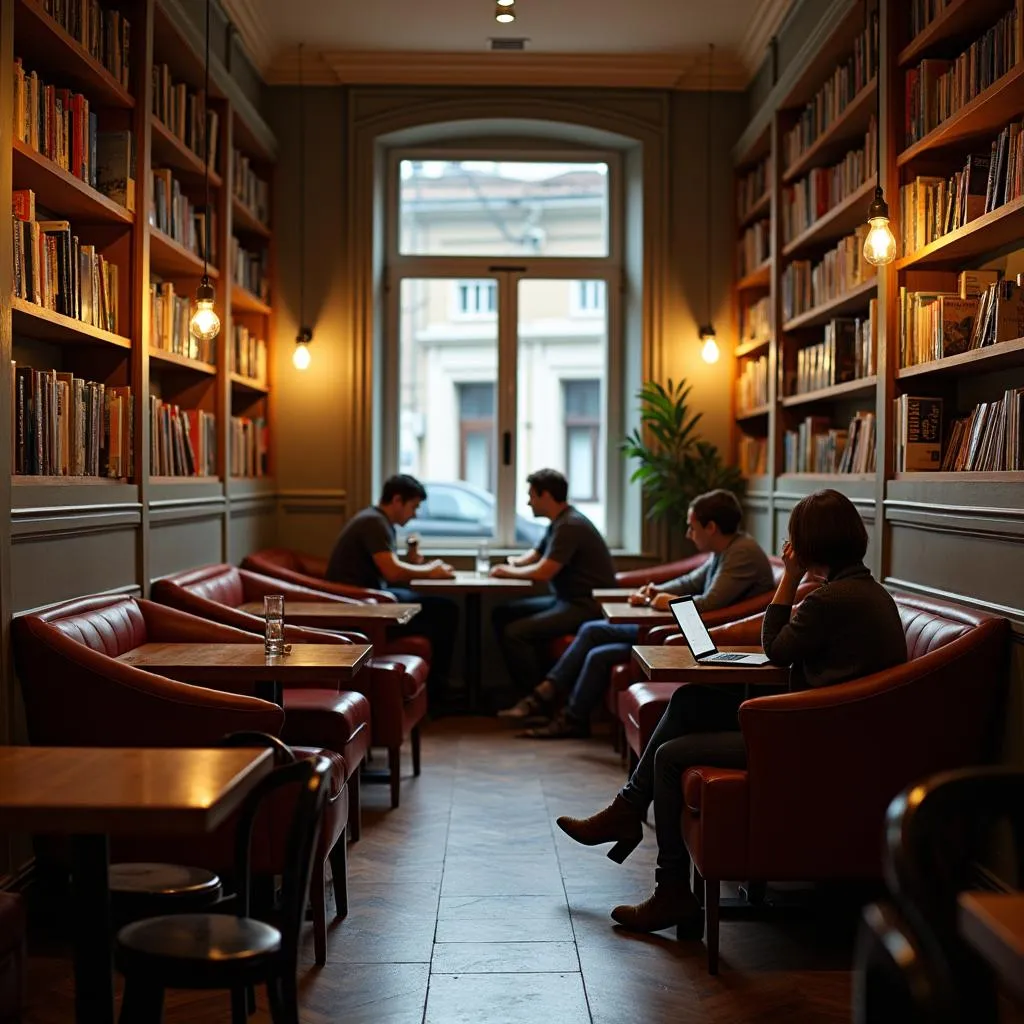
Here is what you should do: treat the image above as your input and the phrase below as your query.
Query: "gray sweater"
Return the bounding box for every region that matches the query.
[660,532,775,612]
[762,562,906,690]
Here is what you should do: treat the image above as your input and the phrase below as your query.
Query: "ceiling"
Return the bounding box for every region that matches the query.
[221,0,793,90]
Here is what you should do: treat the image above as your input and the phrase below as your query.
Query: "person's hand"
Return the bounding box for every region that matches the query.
[405,547,425,566]
[490,564,512,578]
[650,592,672,611]
[427,560,455,580]
[627,583,655,606]
[781,540,804,578]
[505,554,519,565]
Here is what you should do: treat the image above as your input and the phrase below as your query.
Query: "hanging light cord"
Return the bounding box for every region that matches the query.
[706,43,713,327]
[203,0,211,282]
[298,43,306,334]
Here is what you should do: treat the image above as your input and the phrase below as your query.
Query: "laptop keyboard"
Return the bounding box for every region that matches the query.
[710,652,749,662]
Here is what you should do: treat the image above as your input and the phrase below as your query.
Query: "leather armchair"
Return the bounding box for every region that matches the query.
[12,594,352,966]
[678,594,1009,973]
[613,551,709,587]
[242,548,396,603]
[152,565,429,809]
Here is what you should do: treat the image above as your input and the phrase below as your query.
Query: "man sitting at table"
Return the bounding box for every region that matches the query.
[499,488,774,738]
[326,473,458,700]
[490,468,616,697]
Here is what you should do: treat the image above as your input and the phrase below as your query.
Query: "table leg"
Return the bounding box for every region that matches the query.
[70,834,114,1024]
[464,593,482,713]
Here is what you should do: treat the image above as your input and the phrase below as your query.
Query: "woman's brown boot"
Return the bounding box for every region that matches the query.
[610,876,703,939]
[555,795,644,863]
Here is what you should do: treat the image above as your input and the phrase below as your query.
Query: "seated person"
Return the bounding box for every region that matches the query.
[325,473,457,700]
[555,488,906,936]
[500,488,774,739]
[491,468,616,695]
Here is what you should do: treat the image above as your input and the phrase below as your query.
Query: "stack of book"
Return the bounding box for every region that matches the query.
[840,411,876,473]
[782,228,875,320]
[12,363,132,477]
[39,0,132,87]
[736,355,768,413]
[230,238,268,301]
[12,189,120,333]
[230,325,267,381]
[893,395,943,471]
[150,168,217,262]
[232,149,270,225]
[150,278,216,364]
[738,220,769,278]
[151,63,218,170]
[740,295,771,347]
[790,307,876,395]
[738,436,767,476]
[904,8,1019,147]
[231,416,268,477]
[150,398,216,476]
[942,390,1024,471]
[781,11,877,169]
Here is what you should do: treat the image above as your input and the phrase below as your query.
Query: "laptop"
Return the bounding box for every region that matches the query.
[668,596,770,665]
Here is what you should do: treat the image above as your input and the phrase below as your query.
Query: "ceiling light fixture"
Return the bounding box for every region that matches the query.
[189,0,221,343]
[700,43,720,365]
[495,2,515,24]
[293,42,313,370]
[496,0,514,5]
[862,0,895,266]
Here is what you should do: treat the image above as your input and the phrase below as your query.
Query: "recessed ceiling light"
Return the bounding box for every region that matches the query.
[495,2,515,23]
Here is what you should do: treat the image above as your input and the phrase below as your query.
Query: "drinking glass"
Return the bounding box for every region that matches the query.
[264,594,285,655]
[475,542,490,578]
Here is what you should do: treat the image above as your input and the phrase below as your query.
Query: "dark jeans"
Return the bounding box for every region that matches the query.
[619,683,750,878]
[493,595,603,693]
[388,587,458,698]
[546,621,638,721]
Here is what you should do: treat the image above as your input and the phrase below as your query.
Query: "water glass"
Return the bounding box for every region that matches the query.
[475,543,490,578]
[264,594,285,655]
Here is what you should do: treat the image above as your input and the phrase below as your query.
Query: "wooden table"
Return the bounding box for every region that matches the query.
[601,601,675,627]
[632,645,790,685]
[238,600,420,651]
[411,572,534,712]
[959,892,1024,1005]
[117,642,372,705]
[0,746,273,1024]
[593,587,638,601]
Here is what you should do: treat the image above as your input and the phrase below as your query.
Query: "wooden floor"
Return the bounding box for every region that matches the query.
[24,719,857,1022]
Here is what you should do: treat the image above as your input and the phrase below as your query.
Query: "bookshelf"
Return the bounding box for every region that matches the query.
[730,0,1024,575]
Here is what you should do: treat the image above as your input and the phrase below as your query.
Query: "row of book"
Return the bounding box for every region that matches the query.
[900,119,1024,255]
[904,7,1019,147]
[782,226,876,322]
[784,411,876,474]
[737,220,769,279]
[943,390,1024,472]
[894,395,942,471]
[898,271,1024,368]
[150,398,216,477]
[13,190,120,334]
[790,308,876,396]
[736,354,768,414]
[12,365,132,478]
[231,416,269,478]
[736,157,769,223]
[150,279,217,365]
[230,238,269,302]
[780,123,875,245]
[908,0,962,41]
[232,150,270,227]
[152,64,218,170]
[150,168,218,263]
[40,0,131,90]
[738,435,767,477]
[740,295,771,348]
[781,11,877,172]
[230,325,267,382]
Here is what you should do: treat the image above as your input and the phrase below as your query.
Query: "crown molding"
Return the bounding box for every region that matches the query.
[738,0,793,74]
[218,0,274,72]
[262,49,750,90]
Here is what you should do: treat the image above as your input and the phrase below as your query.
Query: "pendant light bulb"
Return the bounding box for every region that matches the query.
[293,327,312,370]
[863,188,896,266]
[189,278,220,341]
[495,2,515,23]
[699,324,720,364]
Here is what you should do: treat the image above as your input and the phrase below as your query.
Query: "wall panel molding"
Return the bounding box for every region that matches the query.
[11,502,142,539]
[13,582,143,618]
[148,496,227,525]
[884,500,1024,544]
[885,576,1024,634]
[278,489,347,515]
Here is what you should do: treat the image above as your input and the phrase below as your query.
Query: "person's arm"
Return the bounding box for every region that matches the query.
[761,540,822,666]
[494,519,573,582]
[506,548,541,568]
[654,561,709,598]
[491,556,562,581]
[691,547,769,612]
[373,551,454,583]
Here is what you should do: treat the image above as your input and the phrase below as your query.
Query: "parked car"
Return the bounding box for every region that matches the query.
[395,480,546,547]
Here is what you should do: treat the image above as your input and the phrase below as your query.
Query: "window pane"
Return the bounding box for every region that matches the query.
[516,279,607,533]
[400,160,609,257]
[398,279,497,543]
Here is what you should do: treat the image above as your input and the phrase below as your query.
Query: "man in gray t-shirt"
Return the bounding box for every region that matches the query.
[491,468,616,693]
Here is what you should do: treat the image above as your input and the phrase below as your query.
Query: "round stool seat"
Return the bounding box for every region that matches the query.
[109,863,222,913]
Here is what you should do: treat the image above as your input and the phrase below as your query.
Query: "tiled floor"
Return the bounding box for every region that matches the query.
[24,718,857,1022]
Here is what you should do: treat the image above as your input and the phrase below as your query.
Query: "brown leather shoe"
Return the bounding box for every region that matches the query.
[556,795,643,863]
[611,878,703,939]
[518,709,590,740]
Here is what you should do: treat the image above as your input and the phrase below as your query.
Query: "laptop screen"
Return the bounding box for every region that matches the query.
[669,597,717,659]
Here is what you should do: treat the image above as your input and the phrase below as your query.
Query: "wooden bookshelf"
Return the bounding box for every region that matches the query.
[782,279,877,331]
[149,226,219,278]
[150,115,223,189]
[782,178,875,258]
[781,376,877,408]
[735,337,771,359]
[782,78,877,184]
[231,283,271,316]
[11,297,132,349]
[897,0,1013,67]
[736,403,771,420]
[897,337,1024,380]
[230,372,269,395]
[893,471,1024,483]
[736,262,771,291]
[232,197,271,239]
[148,348,218,375]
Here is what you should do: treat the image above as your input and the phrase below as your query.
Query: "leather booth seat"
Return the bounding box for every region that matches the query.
[12,594,354,966]
[618,592,1010,973]
[0,894,24,1024]
[242,548,396,604]
[152,564,429,808]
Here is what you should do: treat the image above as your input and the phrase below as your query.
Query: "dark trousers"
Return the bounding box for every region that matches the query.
[619,684,750,879]
[388,587,458,698]
[493,595,603,693]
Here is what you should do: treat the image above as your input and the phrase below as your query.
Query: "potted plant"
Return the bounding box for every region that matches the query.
[621,379,745,539]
